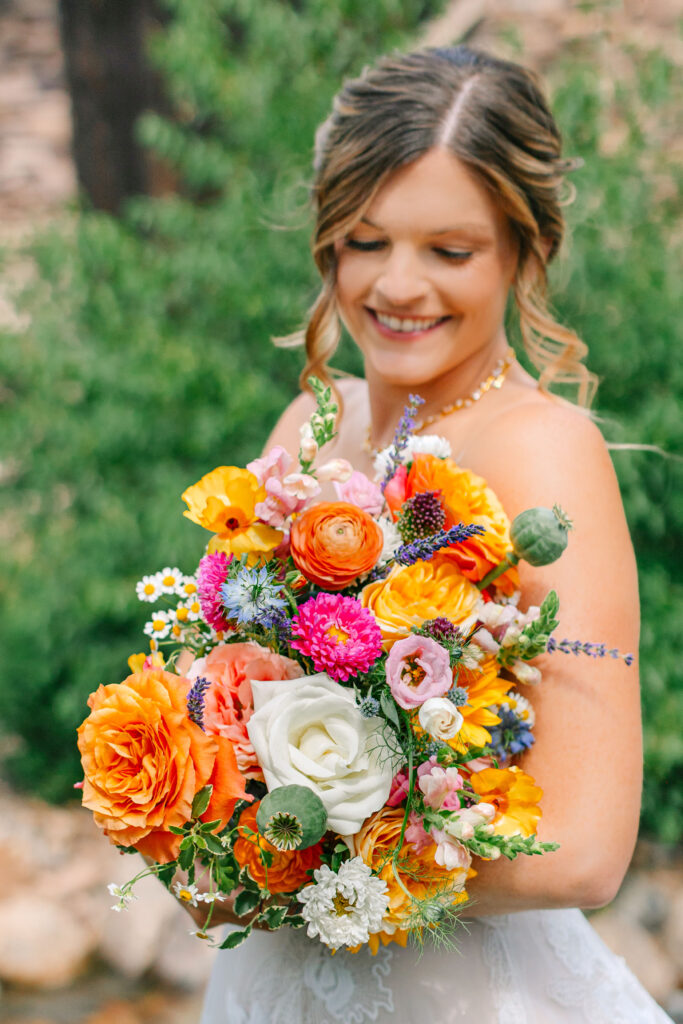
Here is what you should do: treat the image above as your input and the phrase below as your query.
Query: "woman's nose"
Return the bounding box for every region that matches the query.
[373,246,429,307]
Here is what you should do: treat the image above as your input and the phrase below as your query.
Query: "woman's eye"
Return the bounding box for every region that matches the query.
[435,248,473,261]
[344,238,385,252]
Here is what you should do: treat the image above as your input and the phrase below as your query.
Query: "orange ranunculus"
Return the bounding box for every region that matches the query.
[448,656,515,753]
[289,501,384,590]
[355,807,469,951]
[181,466,282,562]
[386,454,519,594]
[77,669,248,863]
[469,766,543,837]
[233,802,323,894]
[360,554,480,649]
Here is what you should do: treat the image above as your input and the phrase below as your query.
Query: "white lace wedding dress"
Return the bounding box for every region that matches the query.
[200,908,673,1023]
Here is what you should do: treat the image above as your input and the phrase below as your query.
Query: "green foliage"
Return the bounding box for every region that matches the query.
[0,9,680,844]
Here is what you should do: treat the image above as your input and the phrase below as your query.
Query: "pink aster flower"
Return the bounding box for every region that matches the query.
[385,633,452,710]
[196,551,233,632]
[290,593,382,682]
[335,470,385,516]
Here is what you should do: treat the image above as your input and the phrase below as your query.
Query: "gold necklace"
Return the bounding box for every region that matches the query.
[362,346,515,456]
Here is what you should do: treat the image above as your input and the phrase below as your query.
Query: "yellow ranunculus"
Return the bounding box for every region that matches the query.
[360,555,480,649]
[469,765,543,837]
[181,466,282,561]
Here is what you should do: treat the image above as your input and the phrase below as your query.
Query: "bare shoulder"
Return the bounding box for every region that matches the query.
[460,396,619,520]
[264,377,366,457]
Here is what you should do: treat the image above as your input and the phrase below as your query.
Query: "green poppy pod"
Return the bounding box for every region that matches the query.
[510,505,573,567]
[256,784,328,851]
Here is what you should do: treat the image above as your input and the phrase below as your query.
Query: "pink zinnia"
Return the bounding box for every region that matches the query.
[197,551,232,632]
[290,593,382,682]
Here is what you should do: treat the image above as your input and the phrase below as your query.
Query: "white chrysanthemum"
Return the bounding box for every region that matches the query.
[144,610,171,639]
[372,434,452,482]
[299,858,389,950]
[159,566,182,594]
[178,574,198,598]
[505,691,536,726]
[136,573,163,603]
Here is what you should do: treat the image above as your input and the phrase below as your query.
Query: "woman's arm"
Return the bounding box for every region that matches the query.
[456,401,641,915]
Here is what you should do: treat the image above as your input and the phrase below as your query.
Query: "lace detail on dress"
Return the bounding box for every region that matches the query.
[210,927,395,1024]
[541,910,669,1024]
[481,916,528,1024]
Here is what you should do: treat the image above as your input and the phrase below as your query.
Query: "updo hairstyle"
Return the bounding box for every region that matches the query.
[286,45,596,408]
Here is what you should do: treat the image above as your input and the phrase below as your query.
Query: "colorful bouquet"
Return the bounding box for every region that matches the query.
[77,380,631,952]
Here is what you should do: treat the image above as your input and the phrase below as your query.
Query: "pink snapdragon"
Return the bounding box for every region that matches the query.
[335,470,385,516]
[417,758,463,811]
[248,446,320,528]
[387,770,411,807]
[385,634,452,710]
[405,811,433,854]
[430,828,471,871]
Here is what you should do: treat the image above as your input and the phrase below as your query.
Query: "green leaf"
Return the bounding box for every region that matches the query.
[262,904,289,929]
[380,689,401,731]
[233,888,261,917]
[168,825,187,836]
[178,843,194,871]
[219,926,252,950]
[203,834,226,855]
[199,819,222,832]
[191,784,213,818]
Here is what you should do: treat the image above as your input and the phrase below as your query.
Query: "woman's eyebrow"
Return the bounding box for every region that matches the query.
[359,216,491,238]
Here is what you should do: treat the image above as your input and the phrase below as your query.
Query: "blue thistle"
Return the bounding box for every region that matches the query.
[447,686,469,707]
[358,695,381,719]
[187,676,211,730]
[395,522,485,566]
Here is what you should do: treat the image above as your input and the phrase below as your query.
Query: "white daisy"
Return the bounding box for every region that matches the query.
[505,691,536,726]
[178,575,199,599]
[173,881,201,907]
[168,620,190,643]
[144,610,171,640]
[159,567,182,595]
[135,573,163,603]
[175,598,201,623]
[299,858,389,951]
[372,434,452,481]
[198,891,227,904]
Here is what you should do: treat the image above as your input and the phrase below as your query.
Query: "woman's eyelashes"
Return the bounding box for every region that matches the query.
[344,238,473,261]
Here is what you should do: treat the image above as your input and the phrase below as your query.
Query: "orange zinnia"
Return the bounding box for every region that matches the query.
[355,807,469,952]
[386,454,518,594]
[290,501,383,590]
[78,669,248,863]
[469,766,543,837]
[233,802,323,894]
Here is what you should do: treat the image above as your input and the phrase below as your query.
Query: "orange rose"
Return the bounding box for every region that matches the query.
[360,554,480,649]
[77,669,248,863]
[386,454,519,594]
[289,502,384,590]
[355,807,469,951]
[233,802,323,893]
[469,766,543,837]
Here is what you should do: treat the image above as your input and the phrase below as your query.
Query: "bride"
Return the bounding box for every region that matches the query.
[196,46,671,1023]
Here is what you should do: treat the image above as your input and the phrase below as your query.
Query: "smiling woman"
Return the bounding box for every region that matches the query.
[197,45,671,1024]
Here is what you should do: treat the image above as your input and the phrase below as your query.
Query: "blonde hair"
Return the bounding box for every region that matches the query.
[283,46,596,408]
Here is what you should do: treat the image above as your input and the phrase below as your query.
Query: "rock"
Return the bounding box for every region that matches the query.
[0,895,95,988]
[663,890,683,977]
[590,909,678,1004]
[153,909,218,990]
[97,868,179,979]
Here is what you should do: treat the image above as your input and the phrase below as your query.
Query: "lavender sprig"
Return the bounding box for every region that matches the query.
[381,394,425,491]
[547,636,634,666]
[394,522,485,566]
[187,676,212,730]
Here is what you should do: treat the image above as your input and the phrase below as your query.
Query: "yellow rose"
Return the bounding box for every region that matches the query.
[181,466,282,561]
[360,554,480,649]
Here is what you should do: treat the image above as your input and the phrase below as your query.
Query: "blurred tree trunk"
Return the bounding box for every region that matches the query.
[57,0,174,214]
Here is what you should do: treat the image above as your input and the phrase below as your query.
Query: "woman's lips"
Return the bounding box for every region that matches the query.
[366,307,450,340]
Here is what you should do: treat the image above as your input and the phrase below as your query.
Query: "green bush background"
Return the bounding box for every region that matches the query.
[1,1,681,842]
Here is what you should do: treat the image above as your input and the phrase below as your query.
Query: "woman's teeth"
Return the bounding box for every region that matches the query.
[374,312,444,332]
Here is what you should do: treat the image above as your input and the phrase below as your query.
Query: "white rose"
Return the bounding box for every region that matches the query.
[247,673,397,835]
[417,697,463,741]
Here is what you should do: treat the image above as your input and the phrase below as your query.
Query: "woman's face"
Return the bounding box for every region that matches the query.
[334,147,518,389]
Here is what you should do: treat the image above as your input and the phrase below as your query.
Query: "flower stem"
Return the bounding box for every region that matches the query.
[477,552,519,591]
